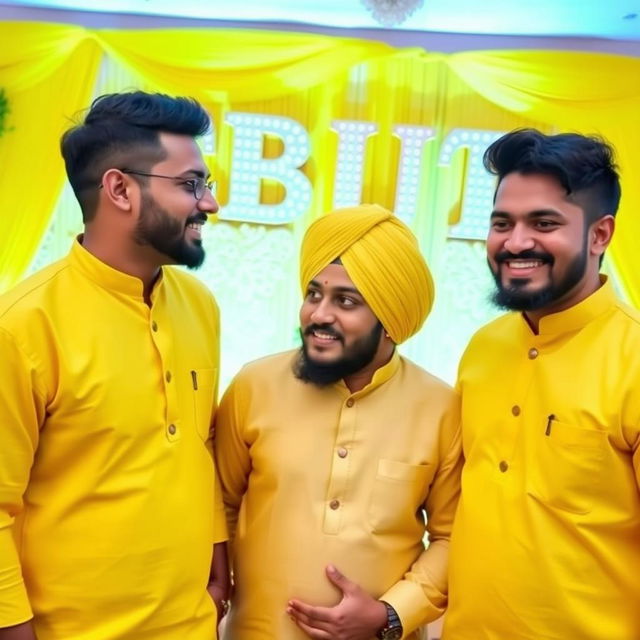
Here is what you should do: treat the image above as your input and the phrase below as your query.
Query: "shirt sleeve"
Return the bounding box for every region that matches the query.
[631,427,640,490]
[209,298,228,544]
[213,373,252,547]
[379,396,463,636]
[0,328,45,627]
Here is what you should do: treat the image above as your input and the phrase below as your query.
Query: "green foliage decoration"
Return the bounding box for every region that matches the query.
[0,89,9,138]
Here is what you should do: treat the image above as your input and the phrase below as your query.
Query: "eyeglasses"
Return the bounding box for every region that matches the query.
[121,170,216,201]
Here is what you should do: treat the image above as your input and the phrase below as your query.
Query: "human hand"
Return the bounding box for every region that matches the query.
[207,581,230,625]
[286,565,387,640]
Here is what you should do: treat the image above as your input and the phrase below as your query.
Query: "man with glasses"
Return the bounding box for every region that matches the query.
[0,91,229,639]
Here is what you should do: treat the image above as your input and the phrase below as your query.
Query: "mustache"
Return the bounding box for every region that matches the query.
[495,250,553,265]
[303,324,344,343]
[185,212,208,226]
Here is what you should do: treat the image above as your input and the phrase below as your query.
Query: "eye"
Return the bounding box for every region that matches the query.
[535,220,558,230]
[338,296,357,308]
[305,289,321,301]
[490,220,510,231]
[182,179,198,192]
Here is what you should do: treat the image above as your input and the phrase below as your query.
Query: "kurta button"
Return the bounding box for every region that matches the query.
[499,460,509,472]
[346,399,354,408]
[329,499,340,510]
[337,447,348,458]
[168,424,176,435]
[166,371,172,383]
[511,405,521,416]
[528,348,539,359]
[151,321,158,332]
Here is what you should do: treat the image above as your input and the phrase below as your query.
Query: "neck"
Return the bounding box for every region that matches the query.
[523,271,603,333]
[343,342,395,393]
[82,228,161,304]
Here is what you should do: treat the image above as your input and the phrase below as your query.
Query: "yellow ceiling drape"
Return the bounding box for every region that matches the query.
[1,22,639,306]
[0,23,102,291]
[447,50,640,305]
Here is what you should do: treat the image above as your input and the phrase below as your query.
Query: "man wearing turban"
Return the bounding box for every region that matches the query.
[214,204,462,640]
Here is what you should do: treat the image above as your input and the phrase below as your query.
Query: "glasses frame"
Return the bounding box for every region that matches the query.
[121,170,216,201]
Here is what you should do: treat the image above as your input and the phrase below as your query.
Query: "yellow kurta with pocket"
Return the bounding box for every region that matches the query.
[215,350,462,640]
[445,279,640,640]
[0,240,227,639]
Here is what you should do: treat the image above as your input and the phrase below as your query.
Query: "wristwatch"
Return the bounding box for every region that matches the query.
[376,601,403,640]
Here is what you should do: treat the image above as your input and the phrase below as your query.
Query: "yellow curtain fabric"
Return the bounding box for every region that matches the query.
[447,50,640,305]
[93,28,393,102]
[0,22,102,291]
[1,22,639,306]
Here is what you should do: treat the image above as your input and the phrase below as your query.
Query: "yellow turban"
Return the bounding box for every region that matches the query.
[299,204,434,344]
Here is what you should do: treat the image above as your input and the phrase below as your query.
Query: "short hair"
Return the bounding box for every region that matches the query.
[483,129,621,223]
[61,91,210,222]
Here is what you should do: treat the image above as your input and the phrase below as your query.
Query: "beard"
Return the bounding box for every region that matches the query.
[295,321,383,386]
[490,243,588,312]
[134,192,206,269]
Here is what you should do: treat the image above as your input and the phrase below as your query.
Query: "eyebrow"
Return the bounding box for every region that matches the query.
[308,280,363,296]
[490,209,565,220]
[180,169,209,179]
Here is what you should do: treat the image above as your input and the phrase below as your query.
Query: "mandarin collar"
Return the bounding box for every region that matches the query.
[522,276,615,337]
[69,237,162,301]
[334,349,401,399]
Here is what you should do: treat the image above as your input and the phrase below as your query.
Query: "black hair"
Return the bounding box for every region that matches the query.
[483,128,621,223]
[60,91,210,222]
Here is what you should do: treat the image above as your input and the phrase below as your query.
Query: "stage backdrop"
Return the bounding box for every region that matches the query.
[1,22,639,388]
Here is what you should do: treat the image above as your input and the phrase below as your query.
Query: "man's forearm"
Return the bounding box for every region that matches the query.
[0,621,37,640]
[210,541,230,593]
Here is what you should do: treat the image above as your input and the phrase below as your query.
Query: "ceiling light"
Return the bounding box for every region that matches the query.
[360,0,425,27]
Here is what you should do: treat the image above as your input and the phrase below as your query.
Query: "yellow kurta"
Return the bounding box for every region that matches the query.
[0,240,227,639]
[445,279,640,640]
[214,350,462,640]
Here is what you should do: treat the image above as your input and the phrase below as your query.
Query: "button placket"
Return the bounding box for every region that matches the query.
[323,397,357,535]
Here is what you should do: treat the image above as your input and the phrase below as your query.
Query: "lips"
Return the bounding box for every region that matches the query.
[495,250,552,267]
[505,260,544,269]
[304,325,343,344]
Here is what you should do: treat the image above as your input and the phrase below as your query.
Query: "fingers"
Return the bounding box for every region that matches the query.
[325,564,355,594]
[287,599,334,624]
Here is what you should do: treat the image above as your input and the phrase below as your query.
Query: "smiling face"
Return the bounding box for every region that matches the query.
[133,133,218,269]
[297,262,387,386]
[487,171,608,317]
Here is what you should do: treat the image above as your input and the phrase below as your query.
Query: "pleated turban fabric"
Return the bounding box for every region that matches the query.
[299,204,434,344]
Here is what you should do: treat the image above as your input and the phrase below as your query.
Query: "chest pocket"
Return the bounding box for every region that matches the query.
[191,368,217,442]
[528,419,607,515]
[368,459,433,537]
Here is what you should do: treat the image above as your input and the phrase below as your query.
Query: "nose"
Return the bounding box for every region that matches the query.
[503,223,535,254]
[198,188,219,215]
[309,299,336,325]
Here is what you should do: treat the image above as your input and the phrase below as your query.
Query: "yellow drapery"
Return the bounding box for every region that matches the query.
[447,50,640,304]
[0,23,102,291]
[1,23,639,306]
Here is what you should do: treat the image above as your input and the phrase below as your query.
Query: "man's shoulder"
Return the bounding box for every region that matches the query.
[237,349,298,382]
[399,356,455,395]
[465,312,515,350]
[0,258,70,329]
[611,298,640,330]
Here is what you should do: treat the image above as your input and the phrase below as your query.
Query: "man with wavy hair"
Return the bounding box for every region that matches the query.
[444,129,640,639]
[0,92,228,639]
[215,204,462,640]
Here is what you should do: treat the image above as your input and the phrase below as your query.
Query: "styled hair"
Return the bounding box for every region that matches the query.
[61,91,210,222]
[483,129,621,223]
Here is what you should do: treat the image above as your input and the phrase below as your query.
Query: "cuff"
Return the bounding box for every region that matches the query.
[380,579,442,638]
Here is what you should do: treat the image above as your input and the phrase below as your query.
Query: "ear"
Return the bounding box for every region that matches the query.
[589,215,615,258]
[100,169,137,213]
